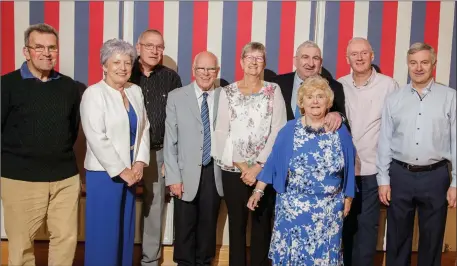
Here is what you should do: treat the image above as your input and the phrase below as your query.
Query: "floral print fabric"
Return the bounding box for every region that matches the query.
[269,119,345,266]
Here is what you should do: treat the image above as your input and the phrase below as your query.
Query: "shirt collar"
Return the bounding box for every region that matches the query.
[294,72,304,87]
[410,79,434,95]
[351,67,376,88]
[20,61,60,81]
[194,81,214,98]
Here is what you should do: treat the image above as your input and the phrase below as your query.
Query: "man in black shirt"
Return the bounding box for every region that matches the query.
[1,23,81,265]
[130,29,182,266]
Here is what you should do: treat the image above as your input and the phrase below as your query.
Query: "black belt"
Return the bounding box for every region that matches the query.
[150,144,163,150]
[393,159,448,172]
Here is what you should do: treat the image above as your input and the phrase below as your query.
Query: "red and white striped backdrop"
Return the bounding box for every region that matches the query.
[1,1,455,89]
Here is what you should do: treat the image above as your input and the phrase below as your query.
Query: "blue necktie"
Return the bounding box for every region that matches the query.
[201,92,211,166]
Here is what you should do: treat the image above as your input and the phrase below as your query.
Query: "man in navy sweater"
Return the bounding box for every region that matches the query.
[1,23,81,265]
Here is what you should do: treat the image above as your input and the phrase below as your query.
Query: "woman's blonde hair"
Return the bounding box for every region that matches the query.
[297,75,334,115]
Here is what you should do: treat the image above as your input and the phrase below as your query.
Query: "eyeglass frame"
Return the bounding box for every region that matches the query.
[243,55,265,63]
[26,45,59,53]
[139,43,165,51]
[194,67,219,74]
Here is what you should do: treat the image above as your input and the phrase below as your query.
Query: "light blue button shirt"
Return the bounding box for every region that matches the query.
[376,80,456,187]
[291,73,304,118]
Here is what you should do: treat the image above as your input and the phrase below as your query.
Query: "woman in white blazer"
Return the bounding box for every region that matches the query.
[80,38,150,266]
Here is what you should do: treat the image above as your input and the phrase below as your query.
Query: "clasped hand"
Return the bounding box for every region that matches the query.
[241,164,262,186]
[119,162,145,186]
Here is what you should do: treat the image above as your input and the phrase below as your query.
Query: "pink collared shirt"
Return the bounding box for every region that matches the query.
[338,69,399,176]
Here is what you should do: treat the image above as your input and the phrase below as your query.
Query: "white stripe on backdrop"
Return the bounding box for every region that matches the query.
[59,1,75,78]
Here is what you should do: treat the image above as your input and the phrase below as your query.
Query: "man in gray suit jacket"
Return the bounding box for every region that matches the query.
[164,51,224,266]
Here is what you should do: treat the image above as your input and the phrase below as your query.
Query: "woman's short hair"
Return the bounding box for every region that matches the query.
[297,75,334,114]
[241,42,266,62]
[100,39,137,65]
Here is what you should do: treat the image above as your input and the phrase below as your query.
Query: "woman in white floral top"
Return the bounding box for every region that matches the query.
[213,42,287,266]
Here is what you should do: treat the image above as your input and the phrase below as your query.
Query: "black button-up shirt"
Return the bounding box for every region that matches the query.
[129,59,182,148]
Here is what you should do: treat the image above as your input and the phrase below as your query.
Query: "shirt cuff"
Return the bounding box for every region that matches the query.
[376,174,390,186]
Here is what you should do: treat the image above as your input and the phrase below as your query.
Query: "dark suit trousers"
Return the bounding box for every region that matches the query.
[173,160,221,266]
[386,161,449,266]
[221,170,275,266]
[343,174,380,266]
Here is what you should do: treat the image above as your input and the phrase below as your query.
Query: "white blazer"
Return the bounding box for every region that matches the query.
[80,80,150,177]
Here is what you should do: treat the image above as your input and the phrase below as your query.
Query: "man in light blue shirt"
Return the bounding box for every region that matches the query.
[376,42,456,266]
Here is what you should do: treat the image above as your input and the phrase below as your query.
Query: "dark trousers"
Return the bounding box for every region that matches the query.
[173,161,221,266]
[221,170,275,266]
[386,161,449,266]
[343,174,380,266]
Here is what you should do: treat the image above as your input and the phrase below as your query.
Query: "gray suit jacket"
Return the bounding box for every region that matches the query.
[164,83,223,202]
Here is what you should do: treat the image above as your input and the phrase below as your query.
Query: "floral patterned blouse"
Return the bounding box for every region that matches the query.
[212,81,287,172]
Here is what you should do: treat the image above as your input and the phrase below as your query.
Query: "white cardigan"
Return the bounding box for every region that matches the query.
[80,80,150,177]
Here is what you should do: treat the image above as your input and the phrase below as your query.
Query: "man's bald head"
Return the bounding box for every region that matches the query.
[192,51,220,91]
[193,51,219,68]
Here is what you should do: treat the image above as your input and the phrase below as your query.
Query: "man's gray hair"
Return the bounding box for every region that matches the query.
[346,37,373,55]
[295,41,321,57]
[24,23,59,46]
[408,42,436,64]
[100,39,137,65]
[137,29,164,45]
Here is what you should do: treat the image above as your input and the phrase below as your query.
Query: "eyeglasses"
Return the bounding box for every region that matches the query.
[244,55,264,63]
[27,45,58,53]
[140,43,165,51]
[195,67,218,74]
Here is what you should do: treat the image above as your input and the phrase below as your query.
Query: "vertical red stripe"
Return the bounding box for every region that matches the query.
[88,1,104,86]
[379,1,398,78]
[44,1,60,72]
[336,1,355,79]
[235,1,253,81]
[1,1,15,75]
[424,1,440,77]
[278,1,296,74]
[191,1,209,80]
[149,1,164,34]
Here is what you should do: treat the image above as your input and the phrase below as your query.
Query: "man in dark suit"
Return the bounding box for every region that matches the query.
[270,41,346,130]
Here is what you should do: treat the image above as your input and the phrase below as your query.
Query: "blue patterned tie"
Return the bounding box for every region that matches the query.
[201,92,211,166]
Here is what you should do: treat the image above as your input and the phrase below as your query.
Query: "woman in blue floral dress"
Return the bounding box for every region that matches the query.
[247,76,356,266]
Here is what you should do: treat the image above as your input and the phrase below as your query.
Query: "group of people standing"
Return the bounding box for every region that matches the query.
[1,22,455,266]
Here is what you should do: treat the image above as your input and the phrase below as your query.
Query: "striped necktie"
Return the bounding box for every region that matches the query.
[201,92,211,166]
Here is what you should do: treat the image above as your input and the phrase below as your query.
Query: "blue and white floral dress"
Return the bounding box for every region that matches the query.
[269,119,345,266]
